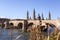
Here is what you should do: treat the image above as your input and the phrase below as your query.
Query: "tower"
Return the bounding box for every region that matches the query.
[42,13,44,20]
[26,10,29,20]
[33,9,36,20]
[48,11,51,20]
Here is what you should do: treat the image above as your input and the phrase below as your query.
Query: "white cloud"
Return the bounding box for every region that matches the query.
[0,16,6,18]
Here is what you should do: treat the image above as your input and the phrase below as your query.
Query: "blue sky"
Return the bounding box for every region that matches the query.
[0,0,60,19]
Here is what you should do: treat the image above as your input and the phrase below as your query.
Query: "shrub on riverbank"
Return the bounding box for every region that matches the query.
[27,25,60,40]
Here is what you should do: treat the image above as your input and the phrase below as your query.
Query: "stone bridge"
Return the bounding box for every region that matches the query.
[4,20,60,31]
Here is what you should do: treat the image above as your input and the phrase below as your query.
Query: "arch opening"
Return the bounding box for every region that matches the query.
[28,23,34,29]
[28,23,34,26]
[2,24,5,28]
[18,23,23,29]
[9,23,14,28]
[40,23,56,33]
[10,23,13,25]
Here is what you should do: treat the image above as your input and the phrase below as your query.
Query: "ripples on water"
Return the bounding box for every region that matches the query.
[0,28,29,40]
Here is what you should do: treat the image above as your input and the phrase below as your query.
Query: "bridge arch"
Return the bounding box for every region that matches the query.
[9,23,14,28]
[28,23,34,26]
[28,22,34,29]
[49,23,56,27]
[18,23,23,29]
[10,23,14,25]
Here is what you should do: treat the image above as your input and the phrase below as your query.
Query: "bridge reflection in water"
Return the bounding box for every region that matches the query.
[0,28,29,40]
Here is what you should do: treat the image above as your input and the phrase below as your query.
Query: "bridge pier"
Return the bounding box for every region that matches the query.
[4,21,9,28]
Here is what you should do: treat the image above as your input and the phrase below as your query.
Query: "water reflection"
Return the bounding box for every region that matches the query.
[0,28,29,40]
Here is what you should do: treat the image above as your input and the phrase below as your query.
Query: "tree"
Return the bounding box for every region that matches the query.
[42,13,44,20]
[27,10,29,20]
[33,9,36,20]
[37,13,41,20]
[48,11,51,20]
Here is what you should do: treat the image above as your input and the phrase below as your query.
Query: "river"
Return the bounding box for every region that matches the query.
[0,28,29,40]
[0,25,56,40]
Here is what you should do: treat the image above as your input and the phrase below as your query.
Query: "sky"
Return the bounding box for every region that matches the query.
[0,0,60,19]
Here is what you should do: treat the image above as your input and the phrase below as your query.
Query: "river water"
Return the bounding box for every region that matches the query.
[0,26,55,40]
[0,28,29,40]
